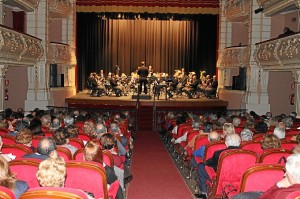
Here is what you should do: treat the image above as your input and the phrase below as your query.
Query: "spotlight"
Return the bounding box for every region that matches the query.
[254,7,264,14]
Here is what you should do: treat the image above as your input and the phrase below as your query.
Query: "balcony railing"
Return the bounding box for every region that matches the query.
[48,42,73,65]
[4,0,39,12]
[223,0,250,23]
[0,25,43,66]
[217,46,250,68]
[255,32,300,70]
[49,0,72,18]
[257,0,300,17]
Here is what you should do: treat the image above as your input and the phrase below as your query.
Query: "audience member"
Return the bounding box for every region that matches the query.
[254,121,268,134]
[260,154,300,199]
[0,136,15,161]
[15,128,35,151]
[84,141,124,199]
[66,124,79,138]
[240,128,253,141]
[36,151,93,198]
[23,137,56,160]
[0,156,28,198]
[261,134,281,150]
[53,127,78,155]
[273,127,286,139]
[195,133,241,198]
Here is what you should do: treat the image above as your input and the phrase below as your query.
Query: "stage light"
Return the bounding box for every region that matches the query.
[254,7,264,14]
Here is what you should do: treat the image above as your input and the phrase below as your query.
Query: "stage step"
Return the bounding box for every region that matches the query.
[138,107,153,131]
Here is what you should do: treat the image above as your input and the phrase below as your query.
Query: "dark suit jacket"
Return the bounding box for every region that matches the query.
[22,153,49,160]
[137,66,149,78]
[205,146,239,171]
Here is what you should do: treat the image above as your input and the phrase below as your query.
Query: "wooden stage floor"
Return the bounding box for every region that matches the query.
[65,91,228,111]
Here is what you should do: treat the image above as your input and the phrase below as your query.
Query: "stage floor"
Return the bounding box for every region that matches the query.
[65,91,228,110]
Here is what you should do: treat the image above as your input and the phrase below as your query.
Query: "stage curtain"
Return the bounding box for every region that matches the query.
[77,13,217,90]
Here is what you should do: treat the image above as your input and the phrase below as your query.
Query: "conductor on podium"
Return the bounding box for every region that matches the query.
[137,61,149,94]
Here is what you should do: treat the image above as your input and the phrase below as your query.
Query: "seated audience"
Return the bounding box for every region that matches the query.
[260,154,300,199]
[273,126,286,139]
[64,115,75,127]
[0,136,15,161]
[66,124,79,138]
[195,133,241,198]
[254,121,268,134]
[0,156,28,199]
[15,128,35,151]
[240,128,253,141]
[29,118,44,136]
[84,141,124,199]
[82,121,97,138]
[191,131,221,166]
[261,134,281,150]
[53,127,78,155]
[36,151,93,198]
[222,123,235,138]
[23,137,56,160]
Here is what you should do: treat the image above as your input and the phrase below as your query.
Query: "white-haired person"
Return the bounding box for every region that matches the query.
[240,128,253,142]
[195,133,241,198]
[260,154,300,198]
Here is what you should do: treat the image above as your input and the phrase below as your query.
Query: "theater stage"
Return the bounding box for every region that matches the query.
[65,91,228,111]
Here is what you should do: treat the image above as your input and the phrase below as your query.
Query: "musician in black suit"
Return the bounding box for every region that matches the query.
[137,61,149,94]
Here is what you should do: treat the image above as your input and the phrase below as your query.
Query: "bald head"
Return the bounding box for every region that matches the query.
[208,131,220,142]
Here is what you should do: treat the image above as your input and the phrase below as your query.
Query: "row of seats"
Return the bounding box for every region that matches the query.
[5,159,119,199]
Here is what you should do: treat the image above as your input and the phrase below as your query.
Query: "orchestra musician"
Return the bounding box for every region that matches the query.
[167,74,179,98]
[137,61,149,94]
[205,75,218,98]
[109,73,123,97]
[183,74,200,99]
[87,73,105,97]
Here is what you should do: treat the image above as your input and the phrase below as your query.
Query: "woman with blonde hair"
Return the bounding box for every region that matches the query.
[222,123,235,138]
[0,156,28,198]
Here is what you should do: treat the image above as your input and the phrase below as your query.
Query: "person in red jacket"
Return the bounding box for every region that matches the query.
[259,154,300,199]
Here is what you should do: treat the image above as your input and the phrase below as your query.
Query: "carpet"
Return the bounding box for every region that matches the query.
[127,130,194,199]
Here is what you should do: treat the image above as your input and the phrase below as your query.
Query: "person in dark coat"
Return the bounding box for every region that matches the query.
[137,61,149,94]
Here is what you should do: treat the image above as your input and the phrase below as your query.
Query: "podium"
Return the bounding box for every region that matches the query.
[132,94,152,100]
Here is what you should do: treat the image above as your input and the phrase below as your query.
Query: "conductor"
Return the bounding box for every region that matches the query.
[137,61,149,94]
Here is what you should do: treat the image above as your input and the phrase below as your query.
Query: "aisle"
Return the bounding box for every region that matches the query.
[127,131,194,199]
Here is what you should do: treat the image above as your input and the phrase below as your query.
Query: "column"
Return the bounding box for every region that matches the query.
[25,0,53,111]
[242,0,271,115]
[217,0,232,89]
[0,65,8,111]
[62,0,76,90]
[292,70,300,117]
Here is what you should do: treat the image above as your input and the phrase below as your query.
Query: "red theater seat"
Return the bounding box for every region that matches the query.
[20,187,89,199]
[0,186,16,199]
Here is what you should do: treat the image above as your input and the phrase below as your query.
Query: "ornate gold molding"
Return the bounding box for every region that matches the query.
[49,0,72,18]
[257,0,300,17]
[223,0,251,23]
[255,33,300,70]
[217,46,250,68]
[48,42,73,65]
[4,0,39,12]
[0,26,43,66]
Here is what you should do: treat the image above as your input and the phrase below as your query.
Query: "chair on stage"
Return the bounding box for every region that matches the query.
[0,186,16,199]
[20,187,89,199]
